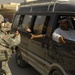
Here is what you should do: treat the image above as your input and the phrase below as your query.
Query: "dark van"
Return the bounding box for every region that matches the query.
[12,0,75,75]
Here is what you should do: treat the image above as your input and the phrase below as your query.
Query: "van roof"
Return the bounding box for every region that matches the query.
[54,1,75,13]
[17,0,75,14]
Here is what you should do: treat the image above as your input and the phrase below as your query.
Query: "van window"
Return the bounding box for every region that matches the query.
[13,15,20,27]
[18,15,25,27]
[31,16,50,43]
[33,16,46,34]
[22,15,32,29]
[54,15,75,30]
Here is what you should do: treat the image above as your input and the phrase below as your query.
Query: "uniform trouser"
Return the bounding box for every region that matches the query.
[0,45,12,75]
[2,60,12,75]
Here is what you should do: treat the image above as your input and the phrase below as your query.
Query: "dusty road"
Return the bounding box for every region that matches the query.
[8,53,41,75]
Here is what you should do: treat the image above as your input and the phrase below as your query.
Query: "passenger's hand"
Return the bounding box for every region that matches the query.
[30,34,34,39]
[15,31,20,35]
[13,31,20,38]
[59,36,66,43]
[26,27,31,32]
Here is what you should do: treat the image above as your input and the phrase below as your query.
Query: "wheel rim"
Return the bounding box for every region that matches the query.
[51,70,63,75]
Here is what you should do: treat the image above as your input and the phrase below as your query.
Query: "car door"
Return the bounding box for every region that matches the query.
[28,15,50,59]
[18,15,32,49]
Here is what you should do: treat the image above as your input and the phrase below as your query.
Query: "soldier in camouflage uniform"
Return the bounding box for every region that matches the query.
[0,14,21,75]
[0,18,21,75]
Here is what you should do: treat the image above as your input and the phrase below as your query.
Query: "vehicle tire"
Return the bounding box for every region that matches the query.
[51,70,63,75]
[15,50,27,68]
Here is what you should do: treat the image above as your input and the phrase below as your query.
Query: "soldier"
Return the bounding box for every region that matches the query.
[0,30,21,75]
[0,15,20,75]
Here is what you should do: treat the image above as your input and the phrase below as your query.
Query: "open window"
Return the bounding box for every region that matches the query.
[22,15,32,29]
[18,15,25,27]
[13,15,20,28]
[33,16,50,35]
[33,16,46,35]
[51,14,75,44]
[53,15,75,32]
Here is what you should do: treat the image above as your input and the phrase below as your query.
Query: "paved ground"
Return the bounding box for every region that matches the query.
[8,53,41,75]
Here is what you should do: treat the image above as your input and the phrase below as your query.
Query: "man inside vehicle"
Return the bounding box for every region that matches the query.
[52,17,75,43]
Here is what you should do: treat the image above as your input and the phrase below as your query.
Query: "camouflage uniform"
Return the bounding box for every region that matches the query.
[2,33,21,48]
[0,45,12,75]
[0,30,21,75]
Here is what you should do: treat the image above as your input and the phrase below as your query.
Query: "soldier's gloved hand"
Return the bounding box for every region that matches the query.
[13,31,20,38]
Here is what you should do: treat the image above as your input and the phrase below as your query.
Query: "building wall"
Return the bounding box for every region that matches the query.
[24,0,56,2]
[0,3,20,22]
